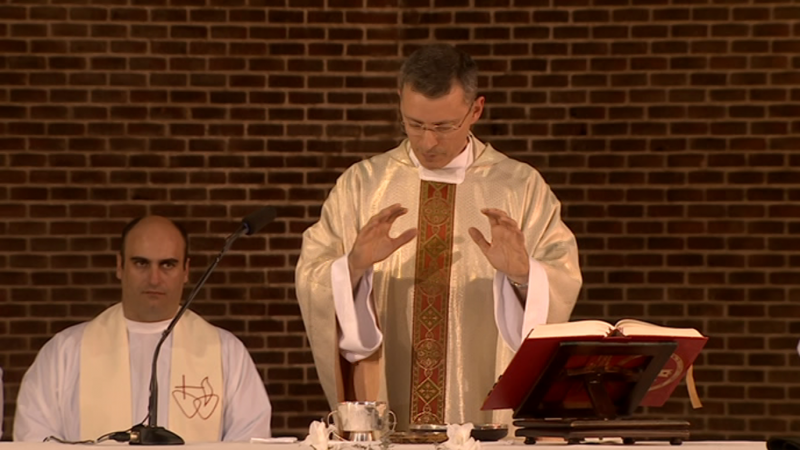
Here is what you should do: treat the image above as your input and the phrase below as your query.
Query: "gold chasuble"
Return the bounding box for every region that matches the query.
[297,136,582,429]
[411,181,456,424]
[79,303,223,442]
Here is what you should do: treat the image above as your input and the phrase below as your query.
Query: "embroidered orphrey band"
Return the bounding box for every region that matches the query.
[410,180,456,424]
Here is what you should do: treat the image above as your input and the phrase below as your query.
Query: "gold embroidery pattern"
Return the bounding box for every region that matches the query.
[410,181,456,424]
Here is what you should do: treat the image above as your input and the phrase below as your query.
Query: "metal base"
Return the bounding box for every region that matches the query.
[129,424,185,445]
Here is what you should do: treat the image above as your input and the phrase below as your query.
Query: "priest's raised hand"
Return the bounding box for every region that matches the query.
[468,208,531,289]
[347,203,418,287]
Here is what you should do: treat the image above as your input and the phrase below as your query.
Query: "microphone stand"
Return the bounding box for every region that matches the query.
[130,224,249,445]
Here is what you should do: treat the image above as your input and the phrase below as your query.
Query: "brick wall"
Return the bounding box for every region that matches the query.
[1,0,800,441]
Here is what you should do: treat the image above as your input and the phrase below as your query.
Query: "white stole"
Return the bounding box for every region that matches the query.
[79,303,223,442]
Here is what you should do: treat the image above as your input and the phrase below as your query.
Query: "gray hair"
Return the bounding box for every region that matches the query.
[398,44,478,104]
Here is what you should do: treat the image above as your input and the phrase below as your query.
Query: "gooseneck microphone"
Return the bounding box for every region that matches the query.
[241,206,277,236]
[129,206,277,445]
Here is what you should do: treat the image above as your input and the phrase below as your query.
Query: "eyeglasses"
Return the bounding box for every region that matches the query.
[400,102,474,137]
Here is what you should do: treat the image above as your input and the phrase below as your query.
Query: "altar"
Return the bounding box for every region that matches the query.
[0,440,768,450]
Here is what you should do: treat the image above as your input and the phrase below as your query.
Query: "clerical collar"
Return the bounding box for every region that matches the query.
[125,316,172,334]
[408,137,474,185]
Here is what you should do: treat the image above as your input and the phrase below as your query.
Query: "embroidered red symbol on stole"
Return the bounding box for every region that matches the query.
[172,375,220,420]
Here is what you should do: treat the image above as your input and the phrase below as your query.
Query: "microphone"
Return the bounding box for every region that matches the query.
[242,206,277,236]
[129,206,276,445]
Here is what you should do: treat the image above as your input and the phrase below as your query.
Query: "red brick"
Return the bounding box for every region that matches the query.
[733,7,770,21]
[131,25,167,39]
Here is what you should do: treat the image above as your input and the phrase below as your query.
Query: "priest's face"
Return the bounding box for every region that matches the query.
[399,83,484,170]
[116,216,189,322]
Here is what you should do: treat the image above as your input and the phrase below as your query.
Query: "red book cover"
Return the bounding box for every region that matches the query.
[631,334,707,407]
[481,321,707,413]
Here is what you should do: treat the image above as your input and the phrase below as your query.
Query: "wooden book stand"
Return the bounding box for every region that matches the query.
[511,341,690,445]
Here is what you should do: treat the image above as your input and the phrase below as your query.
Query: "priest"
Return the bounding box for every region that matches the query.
[14,216,272,442]
[296,44,582,429]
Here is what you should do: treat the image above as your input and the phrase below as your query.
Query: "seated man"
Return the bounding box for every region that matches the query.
[14,216,271,442]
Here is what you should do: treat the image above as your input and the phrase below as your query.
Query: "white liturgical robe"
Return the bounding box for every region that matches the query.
[331,138,554,363]
[14,307,271,443]
[297,136,582,428]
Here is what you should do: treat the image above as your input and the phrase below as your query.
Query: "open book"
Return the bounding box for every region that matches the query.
[482,319,707,417]
[527,319,705,339]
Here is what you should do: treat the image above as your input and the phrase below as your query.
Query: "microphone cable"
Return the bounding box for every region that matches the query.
[42,414,148,444]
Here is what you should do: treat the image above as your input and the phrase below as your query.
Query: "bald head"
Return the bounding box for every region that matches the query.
[120,216,189,267]
[116,216,191,322]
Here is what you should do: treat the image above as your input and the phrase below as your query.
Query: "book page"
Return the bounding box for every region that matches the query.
[527,320,614,339]
[614,318,704,338]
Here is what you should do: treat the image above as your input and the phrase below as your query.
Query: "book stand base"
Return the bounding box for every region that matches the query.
[514,418,690,445]
[511,341,689,445]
